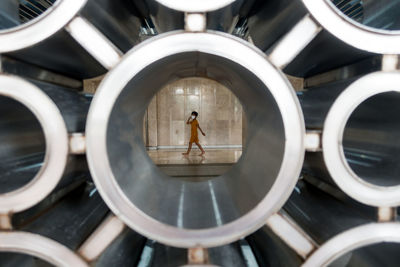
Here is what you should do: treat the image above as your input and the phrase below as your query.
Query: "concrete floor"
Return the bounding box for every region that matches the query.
[147,148,242,165]
[147,149,242,178]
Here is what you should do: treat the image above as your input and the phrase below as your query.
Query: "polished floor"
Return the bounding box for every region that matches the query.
[147,148,242,165]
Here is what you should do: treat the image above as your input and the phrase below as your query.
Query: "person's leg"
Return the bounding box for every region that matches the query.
[182,142,193,155]
[195,142,205,155]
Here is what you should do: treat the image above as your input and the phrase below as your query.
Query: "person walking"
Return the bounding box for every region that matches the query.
[182,111,206,156]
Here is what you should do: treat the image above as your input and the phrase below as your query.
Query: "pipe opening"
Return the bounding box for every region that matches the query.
[342,91,400,187]
[0,95,46,194]
[143,77,244,180]
[106,51,285,229]
[328,242,400,266]
[0,0,57,31]
[329,0,400,31]
[0,252,52,266]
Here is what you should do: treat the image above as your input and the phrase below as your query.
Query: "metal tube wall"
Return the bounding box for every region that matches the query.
[85,31,305,247]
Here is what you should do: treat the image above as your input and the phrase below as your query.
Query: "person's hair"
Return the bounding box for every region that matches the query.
[191,111,198,117]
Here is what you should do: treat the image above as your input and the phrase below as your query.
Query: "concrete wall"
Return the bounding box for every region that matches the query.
[144,78,243,149]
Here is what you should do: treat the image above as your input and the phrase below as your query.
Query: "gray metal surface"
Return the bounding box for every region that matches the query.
[95,228,146,267]
[0,96,45,193]
[299,77,359,129]
[29,79,90,132]
[11,176,86,228]
[284,181,373,244]
[304,56,382,88]
[0,56,82,89]
[0,0,20,29]
[283,31,373,77]
[246,225,303,267]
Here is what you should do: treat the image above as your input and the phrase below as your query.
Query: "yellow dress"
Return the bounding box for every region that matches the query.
[190,119,199,143]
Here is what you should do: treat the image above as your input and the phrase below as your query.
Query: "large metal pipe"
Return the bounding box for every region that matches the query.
[0,75,68,214]
[246,0,375,77]
[299,70,400,206]
[0,74,90,214]
[0,0,142,79]
[303,223,400,267]
[302,0,400,54]
[0,182,108,266]
[86,31,305,247]
[322,71,400,206]
[0,232,88,267]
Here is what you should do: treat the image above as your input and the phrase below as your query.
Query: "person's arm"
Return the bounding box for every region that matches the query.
[186,116,191,125]
[197,124,206,136]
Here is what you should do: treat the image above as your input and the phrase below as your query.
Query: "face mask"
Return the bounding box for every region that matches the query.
[191,115,195,119]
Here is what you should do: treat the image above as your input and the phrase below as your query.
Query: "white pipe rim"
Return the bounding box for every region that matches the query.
[302,0,400,54]
[0,75,69,213]
[303,223,400,267]
[86,31,305,248]
[155,0,236,12]
[0,231,88,267]
[323,71,400,207]
[0,0,87,52]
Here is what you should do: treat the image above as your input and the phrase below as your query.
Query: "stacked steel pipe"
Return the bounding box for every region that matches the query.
[0,0,400,266]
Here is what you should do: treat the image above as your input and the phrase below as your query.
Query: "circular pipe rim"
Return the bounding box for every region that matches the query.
[0,75,69,213]
[302,222,400,266]
[0,231,88,267]
[0,0,87,53]
[155,0,236,12]
[302,0,400,54]
[323,71,400,207]
[86,31,305,248]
